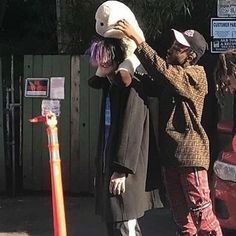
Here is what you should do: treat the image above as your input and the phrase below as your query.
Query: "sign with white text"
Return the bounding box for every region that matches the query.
[25,78,49,97]
[210,18,236,53]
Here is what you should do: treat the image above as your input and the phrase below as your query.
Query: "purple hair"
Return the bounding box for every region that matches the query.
[88,38,127,67]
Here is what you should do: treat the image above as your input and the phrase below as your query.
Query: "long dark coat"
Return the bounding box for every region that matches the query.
[88,75,164,223]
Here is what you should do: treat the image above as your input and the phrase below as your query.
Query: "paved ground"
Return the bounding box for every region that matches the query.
[0,194,176,236]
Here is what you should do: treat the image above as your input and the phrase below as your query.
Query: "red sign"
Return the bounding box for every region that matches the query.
[25,78,49,97]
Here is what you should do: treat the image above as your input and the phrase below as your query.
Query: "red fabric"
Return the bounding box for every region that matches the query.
[164,167,222,235]
[217,120,233,134]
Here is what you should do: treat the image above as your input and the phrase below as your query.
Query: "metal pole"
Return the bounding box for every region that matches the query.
[10,54,16,196]
[19,75,23,167]
[5,88,11,176]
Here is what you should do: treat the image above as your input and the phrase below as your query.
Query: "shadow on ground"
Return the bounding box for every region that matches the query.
[0,195,175,236]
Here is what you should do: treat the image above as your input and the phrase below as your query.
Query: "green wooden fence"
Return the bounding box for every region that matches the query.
[0,54,236,194]
[22,55,100,193]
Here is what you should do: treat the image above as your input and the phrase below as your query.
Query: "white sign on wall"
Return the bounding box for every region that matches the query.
[211,18,236,53]
[50,77,65,100]
[217,0,236,17]
[41,99,61,116]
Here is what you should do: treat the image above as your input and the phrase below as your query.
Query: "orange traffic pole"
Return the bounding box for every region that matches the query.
[47,125,67,236]
[29,113,67,236]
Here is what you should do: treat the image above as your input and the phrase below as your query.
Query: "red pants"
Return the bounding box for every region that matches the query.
[164,167,222,236]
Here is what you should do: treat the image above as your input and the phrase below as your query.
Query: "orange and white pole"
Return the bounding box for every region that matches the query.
[30,113,67,236]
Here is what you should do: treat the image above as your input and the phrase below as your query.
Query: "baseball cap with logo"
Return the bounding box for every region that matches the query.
[172,29,208,61]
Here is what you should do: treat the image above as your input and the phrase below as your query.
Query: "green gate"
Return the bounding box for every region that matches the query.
[22,55,100,193]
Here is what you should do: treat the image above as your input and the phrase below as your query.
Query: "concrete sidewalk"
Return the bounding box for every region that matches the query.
[0,195,175,236]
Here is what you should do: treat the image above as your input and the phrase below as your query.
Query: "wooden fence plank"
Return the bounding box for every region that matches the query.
[70,56,80,193]
[41,55,53,190]
[0,58,6,192]
[51,55,71,191]
[31,55,45,190]
[52,55,71,191]
[78,55,90,192]
[88,63,101,193]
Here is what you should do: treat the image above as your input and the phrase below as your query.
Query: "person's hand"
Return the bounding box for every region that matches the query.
[114,19,144,46]
[96,63,117,77]
[109,172,126,195]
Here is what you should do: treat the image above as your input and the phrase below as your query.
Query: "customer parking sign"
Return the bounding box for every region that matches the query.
[211,18,236,53]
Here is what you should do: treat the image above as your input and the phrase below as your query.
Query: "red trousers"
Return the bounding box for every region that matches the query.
[164,167,222,236]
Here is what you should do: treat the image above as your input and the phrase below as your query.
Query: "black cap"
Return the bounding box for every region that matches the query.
[172,29,208,61]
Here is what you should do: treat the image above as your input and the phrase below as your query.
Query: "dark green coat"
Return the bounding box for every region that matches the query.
[88,75,164,222]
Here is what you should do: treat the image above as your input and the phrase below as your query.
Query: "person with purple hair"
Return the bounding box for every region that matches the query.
[87,37,164,236]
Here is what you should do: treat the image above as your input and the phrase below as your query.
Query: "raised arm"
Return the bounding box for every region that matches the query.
[115,20,207,99]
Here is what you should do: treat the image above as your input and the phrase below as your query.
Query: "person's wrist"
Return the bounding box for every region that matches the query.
[132,35,144,46]
[113,172,126,178]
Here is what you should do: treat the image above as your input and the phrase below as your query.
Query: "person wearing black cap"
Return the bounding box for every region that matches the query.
[115,20,222,236]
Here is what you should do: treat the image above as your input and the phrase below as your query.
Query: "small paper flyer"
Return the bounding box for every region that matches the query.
[50,77,65,99]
